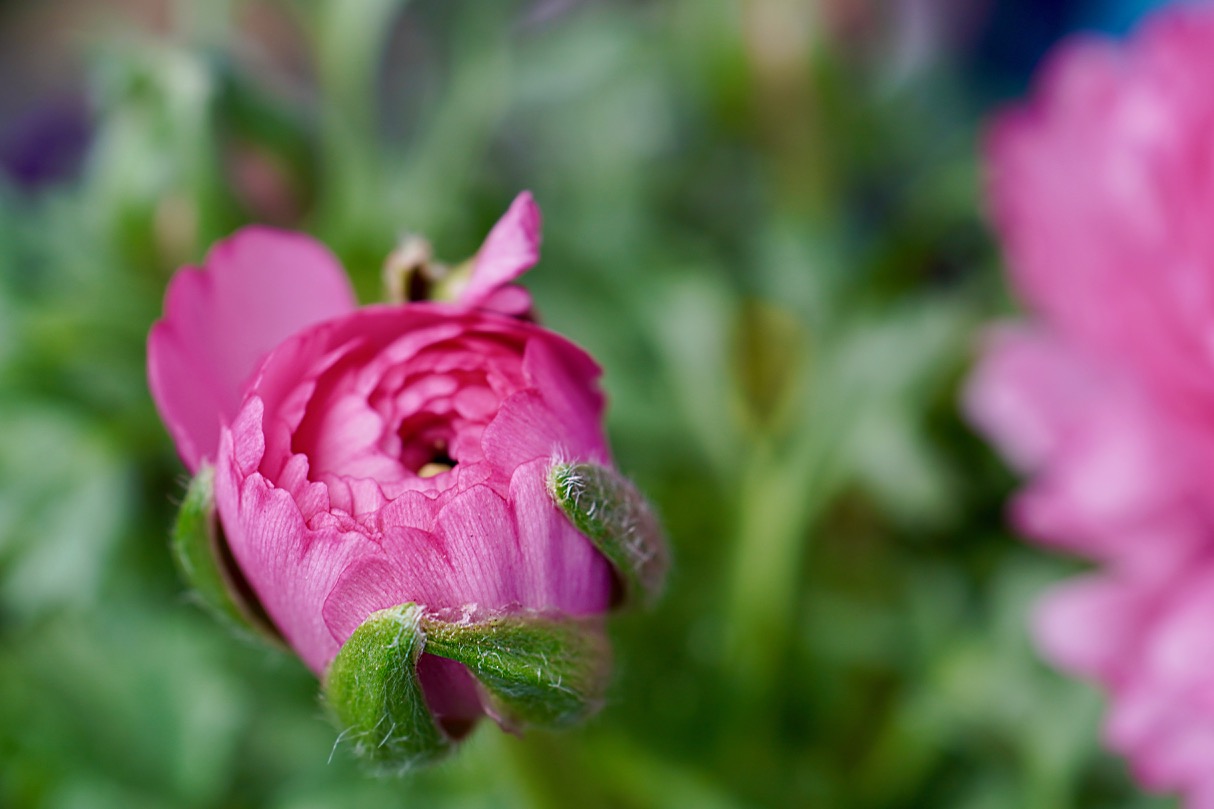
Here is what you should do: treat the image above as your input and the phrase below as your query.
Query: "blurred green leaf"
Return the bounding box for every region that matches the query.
[0,405,130,618]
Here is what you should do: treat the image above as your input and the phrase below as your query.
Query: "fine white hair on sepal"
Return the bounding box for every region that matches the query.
[546,459,668,608]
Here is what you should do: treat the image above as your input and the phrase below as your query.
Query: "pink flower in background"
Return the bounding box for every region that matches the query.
[966,8,1214,805]
[148,193,619,736]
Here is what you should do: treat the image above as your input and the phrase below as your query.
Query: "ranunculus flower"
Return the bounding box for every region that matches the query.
[965,8,1214,805]
[149,193,666,767]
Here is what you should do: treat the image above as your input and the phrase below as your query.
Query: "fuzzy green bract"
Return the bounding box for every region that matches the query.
[172,464,279,644]
[323,604,612,771]
[548,462,668,607]
[323,603,451,773]
[422,612,611,730]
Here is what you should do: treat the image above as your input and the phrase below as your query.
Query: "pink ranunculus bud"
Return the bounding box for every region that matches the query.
[965,7,1214,804]
[148,193,666,768]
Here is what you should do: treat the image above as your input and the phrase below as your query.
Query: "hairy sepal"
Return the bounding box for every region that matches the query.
[172,463,282,644]
[323,603,451,772]
[422,611,611,731]
[547,462,669,608]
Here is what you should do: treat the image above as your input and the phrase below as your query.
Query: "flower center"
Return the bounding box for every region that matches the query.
[416,442,456,478]
[395,408,462,478]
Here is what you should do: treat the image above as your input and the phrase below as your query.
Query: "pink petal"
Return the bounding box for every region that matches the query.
[1143,566,1214,691]
[148,227,357,471]
[320,549,438,645]
[373,488,444,531]
[1031,575,1146,681]
[477,284,533,316]
[414,654,484,735]
[963,325,1094,472]
[321,486,524,647]
[966,324,1213,562]
[1106,683,1214,799]
[984,14,1214,404]
[431,485,525,607]
[457,192,542,309]
[481,390,575,472]
[508,457,614,614]
[479,335,607,472]
[214,399,378,674]
[522,333,607,460]
[317,533,492,733]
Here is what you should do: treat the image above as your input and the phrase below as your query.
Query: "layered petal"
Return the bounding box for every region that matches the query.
[966,325,1211,562]
[318,470,612,645]
[215,397,379,673]
[986,10,1214,407]
[157,192,649,759]
[221,303,612,673]
[969,8,1214,805]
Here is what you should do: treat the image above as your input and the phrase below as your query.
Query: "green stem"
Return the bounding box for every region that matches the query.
[721,382,854,731]
[723,445,817,694]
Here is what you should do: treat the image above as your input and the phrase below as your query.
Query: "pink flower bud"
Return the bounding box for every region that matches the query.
[148,193,626,738]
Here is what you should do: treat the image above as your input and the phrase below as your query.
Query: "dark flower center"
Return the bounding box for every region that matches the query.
[416,441,456,478]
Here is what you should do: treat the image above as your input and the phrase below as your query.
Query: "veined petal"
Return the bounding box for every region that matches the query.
[215,399,378,674]
[148,227,357,471]
[509,457,614,614]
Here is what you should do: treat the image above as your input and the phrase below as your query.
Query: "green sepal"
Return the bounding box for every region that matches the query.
[172,463,281,644]
[548,462,669,608]
[323,603,451,772]
[422,611,611,730]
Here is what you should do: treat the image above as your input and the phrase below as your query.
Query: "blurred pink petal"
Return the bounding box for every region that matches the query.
[986,13,1214,407]
[964,325,1100,473]
[968,6,1214,804]
[1097,565,1214,799]
[966,325,1211,562]
[1031,574,1147,681]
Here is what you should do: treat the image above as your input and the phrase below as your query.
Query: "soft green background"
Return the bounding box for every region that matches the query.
[0,1,1173,807]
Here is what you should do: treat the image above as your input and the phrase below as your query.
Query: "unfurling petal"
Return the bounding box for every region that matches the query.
[148,228,357,471]
[458,191,542,309]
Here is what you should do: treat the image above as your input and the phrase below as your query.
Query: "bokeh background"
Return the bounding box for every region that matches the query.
[0,1,1189,807]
